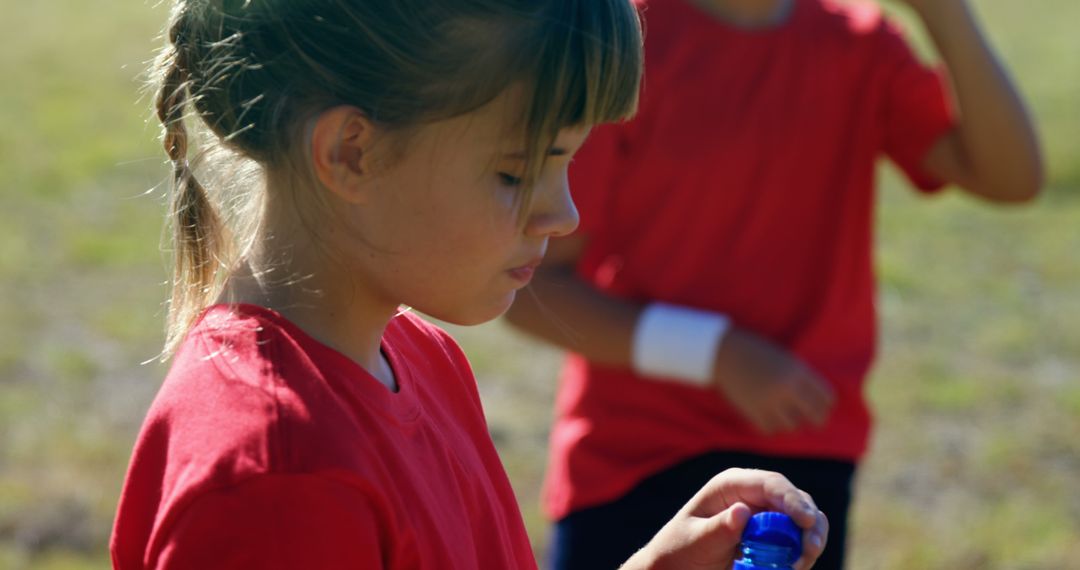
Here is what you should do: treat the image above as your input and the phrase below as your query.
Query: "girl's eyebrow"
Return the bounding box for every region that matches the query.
[503,147,569,160]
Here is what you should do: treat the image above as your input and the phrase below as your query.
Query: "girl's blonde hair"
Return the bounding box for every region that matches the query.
[153,0,643,356]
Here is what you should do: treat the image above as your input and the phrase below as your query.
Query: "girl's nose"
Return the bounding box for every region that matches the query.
[524,172,580,238]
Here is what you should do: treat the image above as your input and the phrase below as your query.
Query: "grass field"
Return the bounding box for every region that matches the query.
[1,1,1077,568]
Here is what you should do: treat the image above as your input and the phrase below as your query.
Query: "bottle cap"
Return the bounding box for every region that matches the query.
[742,511,802,563]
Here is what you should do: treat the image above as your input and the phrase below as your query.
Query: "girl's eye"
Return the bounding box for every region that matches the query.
[498,172,524,187]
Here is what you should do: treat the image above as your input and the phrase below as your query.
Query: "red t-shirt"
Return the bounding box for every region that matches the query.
[111,305,536,569]
[545,0,955,519]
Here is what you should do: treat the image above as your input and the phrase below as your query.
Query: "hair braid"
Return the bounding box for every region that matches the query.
[157,18,230,356]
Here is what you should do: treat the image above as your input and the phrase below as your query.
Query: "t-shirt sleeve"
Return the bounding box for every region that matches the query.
[154,473,392,569]
[877,20,956,192]
[569,122,633,236]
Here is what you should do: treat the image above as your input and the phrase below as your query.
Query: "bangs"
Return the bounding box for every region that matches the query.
[512,0,643,193]
[533,0,644,129]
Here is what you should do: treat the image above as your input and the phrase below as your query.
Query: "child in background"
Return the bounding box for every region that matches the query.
[505,0,1042,568]
[109,0,829,568]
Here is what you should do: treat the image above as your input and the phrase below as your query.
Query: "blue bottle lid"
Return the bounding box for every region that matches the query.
[741,511,802,564]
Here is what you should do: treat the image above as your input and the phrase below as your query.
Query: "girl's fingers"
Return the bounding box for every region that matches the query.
[769,483,821,530]
[690,469,813,523]
[793,507,829,570]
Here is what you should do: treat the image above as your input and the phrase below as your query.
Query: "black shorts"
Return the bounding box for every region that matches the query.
[548,451,856,570]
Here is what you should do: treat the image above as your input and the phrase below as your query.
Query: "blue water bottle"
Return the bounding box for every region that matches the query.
[733,512,802,570]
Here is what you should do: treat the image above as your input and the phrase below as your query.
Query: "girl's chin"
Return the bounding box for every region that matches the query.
[414,292,516,328]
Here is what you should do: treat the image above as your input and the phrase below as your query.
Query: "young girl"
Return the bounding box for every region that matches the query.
[110,0,828,568]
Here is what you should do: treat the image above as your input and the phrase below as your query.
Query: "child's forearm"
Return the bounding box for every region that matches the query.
[912,0,1043,201]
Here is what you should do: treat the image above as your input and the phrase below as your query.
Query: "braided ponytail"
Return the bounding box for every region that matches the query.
[156,18,230,356]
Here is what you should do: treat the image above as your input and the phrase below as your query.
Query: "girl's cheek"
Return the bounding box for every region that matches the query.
[493,184,524,216]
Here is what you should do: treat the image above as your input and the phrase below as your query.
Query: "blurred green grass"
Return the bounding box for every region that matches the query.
[0,0,1077,568]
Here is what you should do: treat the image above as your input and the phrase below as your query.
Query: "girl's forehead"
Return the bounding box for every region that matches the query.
[432,109,528,158]
[418,86,590,158]
[437,84,533,143]
[417,108,522,156]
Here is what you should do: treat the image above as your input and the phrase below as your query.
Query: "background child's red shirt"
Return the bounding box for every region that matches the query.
[546,0,955,519]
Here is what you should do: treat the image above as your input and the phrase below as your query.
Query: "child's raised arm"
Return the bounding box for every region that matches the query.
[902,0,1044,202]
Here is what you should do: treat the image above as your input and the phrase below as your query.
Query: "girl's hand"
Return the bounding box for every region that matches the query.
[621,469,829,570]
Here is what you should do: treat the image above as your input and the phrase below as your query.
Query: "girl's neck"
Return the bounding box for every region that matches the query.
[685,0,794,28]
[220,230,400,391]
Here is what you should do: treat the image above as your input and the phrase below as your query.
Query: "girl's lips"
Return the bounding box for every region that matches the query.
[507,266,535,283]
[508,257,543,283]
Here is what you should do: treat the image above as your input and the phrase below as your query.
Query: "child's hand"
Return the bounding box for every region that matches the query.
[710,327,836,434]
[621,468,828,570]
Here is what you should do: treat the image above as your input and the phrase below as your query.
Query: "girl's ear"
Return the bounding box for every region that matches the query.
[310,106,377,204]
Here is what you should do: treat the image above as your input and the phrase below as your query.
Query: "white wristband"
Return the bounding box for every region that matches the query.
[631,303,731,386]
